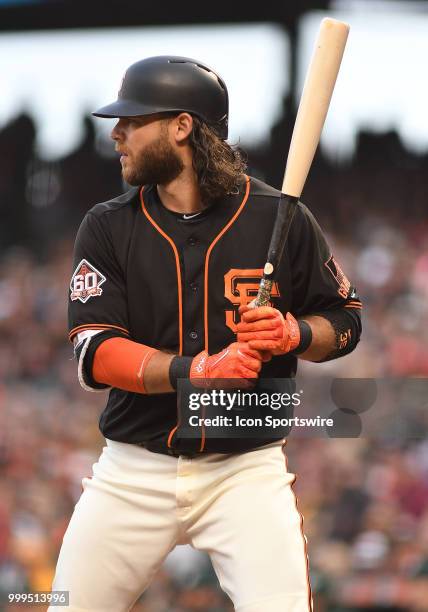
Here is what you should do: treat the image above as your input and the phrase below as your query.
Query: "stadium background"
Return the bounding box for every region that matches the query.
[1,1,428,610]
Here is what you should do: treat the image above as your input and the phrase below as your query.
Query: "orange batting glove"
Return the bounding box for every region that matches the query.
[190,342,265,388]
[237,306,301,356]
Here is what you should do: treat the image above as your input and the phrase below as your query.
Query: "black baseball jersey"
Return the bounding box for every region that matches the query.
[68,175,362,453]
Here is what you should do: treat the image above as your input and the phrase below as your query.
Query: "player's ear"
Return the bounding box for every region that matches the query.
[171,112,193,143]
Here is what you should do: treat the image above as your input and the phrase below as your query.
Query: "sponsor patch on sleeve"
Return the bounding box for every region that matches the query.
[324,255,351,299]
[70,259,106,303]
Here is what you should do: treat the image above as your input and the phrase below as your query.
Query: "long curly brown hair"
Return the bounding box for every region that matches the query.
[188,116,247,204]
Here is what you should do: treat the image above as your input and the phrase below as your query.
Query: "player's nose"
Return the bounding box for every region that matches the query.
[111,119,126,142]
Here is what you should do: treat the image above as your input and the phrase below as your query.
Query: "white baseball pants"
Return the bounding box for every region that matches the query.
[49,439,312,612]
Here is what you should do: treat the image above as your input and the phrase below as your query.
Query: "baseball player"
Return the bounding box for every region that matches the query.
[51,56,362,612]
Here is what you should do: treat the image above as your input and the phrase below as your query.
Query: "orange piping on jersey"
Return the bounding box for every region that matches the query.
[140,187,183,356]
[167,425,178,448]
[199,407,206,452]
[167,411,204,451]
[344,302,362,309]
[282,441,313,611]
[203,176,251,353]
[197,177,250,453]
[68,323,130,343]
[140,186,184,452]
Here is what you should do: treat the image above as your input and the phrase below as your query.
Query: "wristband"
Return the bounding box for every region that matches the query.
[290,320,312,355]
[169,356,193,390]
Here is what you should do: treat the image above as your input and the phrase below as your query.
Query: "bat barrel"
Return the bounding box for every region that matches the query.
[282,18,349,198]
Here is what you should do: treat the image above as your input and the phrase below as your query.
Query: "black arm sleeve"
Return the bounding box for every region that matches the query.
[311,306,362,362]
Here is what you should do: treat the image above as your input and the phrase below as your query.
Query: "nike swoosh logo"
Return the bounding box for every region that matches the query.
[183,212,202,220]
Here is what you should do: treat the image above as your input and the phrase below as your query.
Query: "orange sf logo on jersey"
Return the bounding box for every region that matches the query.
[224,269,280,333]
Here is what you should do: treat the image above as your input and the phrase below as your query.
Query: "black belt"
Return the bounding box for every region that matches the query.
[136,438,283,458]
[136,442,199,459]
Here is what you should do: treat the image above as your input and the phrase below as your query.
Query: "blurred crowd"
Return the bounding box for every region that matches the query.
[1,110,428,611]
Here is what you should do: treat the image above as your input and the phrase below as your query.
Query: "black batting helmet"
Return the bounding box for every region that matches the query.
[92,55,229,139]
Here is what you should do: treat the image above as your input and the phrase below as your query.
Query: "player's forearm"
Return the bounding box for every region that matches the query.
[298,307,361,362]
[90,336,175,394]
[296,315,336,361]
[143,351,175,393]
[91,337,264,395]
[237,303,361,363]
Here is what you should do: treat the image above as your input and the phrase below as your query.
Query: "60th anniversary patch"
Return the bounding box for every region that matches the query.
[70,259,106,303]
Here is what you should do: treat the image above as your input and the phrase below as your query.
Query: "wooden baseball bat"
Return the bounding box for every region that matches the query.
[254,17,350,307]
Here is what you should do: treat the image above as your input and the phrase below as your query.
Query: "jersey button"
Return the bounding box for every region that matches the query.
[187,236,197,246]
[189,331,198,340]
[190,282,198,292]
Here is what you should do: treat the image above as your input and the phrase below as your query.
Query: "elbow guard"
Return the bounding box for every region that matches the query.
[74,329,128,392]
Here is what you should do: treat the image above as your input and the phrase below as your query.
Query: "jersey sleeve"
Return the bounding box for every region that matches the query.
[288,202,362,317]
[68,212,130,342]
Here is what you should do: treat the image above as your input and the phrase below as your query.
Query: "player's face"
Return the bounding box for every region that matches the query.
[111,114,184,186]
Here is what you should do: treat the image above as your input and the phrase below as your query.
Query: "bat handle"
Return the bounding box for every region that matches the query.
[254,278,274,308]
[253,194,299,308]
